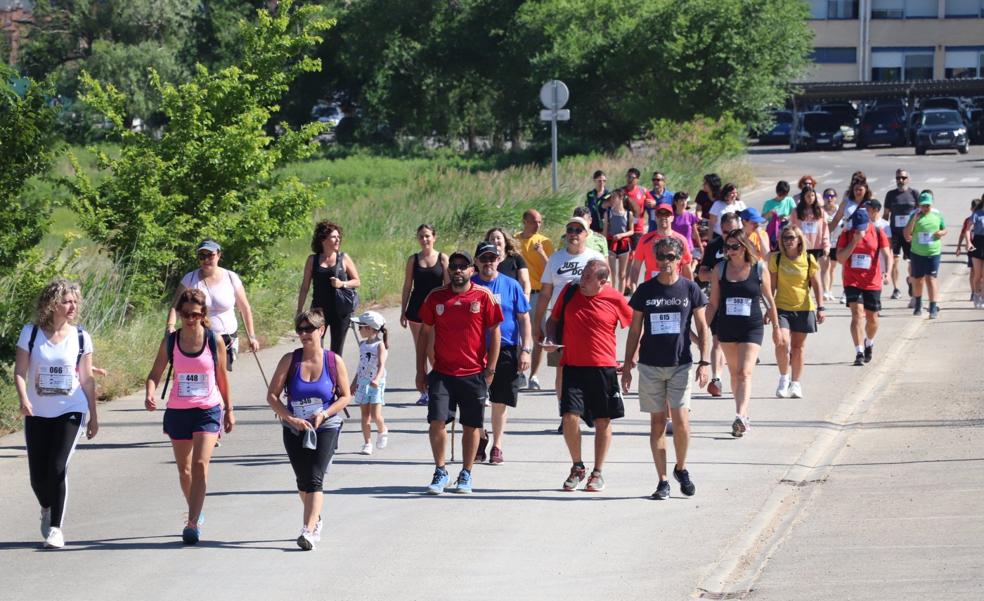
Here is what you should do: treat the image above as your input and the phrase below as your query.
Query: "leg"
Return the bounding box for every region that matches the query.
[711,336,724,382]
[618,253,630,293]
[719,342,741,407]
[774,327,791,376]
[329,316,350,355]
[912,275,925,299]
[819,255,830,294]
[428,420,447,467]
[460,425,480,471]
[891,253,900,290]
[669,406,691,470]
[925,274,938,303]
[592,418,613,471]
[562,412,582,464]
[371,403,387,436]
[491,403,507,451]
[24,416,55,512]
[608,253,618,291]
[649,411,669,480]
[789,332,808,381]
[171,439,195,507]
[849,302,865,347]
[43,414,85,529]
[302,428,338,530]
[864,309,879,342]
[359,404,371,444]
[187,433,218,525]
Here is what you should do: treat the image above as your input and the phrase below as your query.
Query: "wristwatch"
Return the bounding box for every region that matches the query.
[521,346,533,354]
[817,306,826,312]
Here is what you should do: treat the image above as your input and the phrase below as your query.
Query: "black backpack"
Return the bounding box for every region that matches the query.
[160,328,219,399]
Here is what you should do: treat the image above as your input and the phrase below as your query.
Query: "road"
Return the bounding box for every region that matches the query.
[1,145,982,601]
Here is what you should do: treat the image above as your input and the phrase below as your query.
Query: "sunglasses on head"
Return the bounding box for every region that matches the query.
[296,324,319,334]
[725,243,743,251]
[656,253,678,261]
[181,311,204,320]
[566,227,585,234]
[449,263,471,271]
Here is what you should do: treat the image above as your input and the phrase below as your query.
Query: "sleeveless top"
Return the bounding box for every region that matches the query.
[406,252,445,322]
[311,253,350,322]
[606,208,629,237]
[286,349,342,431]
[357,339,385,382]
[716,260,764,328]
[168,333,222,410]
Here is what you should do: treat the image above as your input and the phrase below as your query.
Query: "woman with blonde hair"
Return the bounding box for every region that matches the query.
[15,279,98,549]
[486,227,532,297]
[768,225,825,399]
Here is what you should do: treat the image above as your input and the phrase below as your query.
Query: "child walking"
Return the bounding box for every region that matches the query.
[351,311,388,455]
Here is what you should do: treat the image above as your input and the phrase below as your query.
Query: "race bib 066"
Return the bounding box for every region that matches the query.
[36,364,73,396]
[177,373,209,397]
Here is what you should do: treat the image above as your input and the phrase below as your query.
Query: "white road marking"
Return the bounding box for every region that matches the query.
[771,159,787,163]
[867,177,879,183]
[926,177,945,183]
[826,179,844,185]
[960,177,980,183]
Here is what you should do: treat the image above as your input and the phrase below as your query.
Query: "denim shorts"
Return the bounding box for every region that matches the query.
[163,405,221,440]
[352,378,385,405]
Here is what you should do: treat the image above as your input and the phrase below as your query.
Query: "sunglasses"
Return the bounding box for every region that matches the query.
[449,263,471,271]
[566,227,585,234]
[477,255,497,263]
[782,236,798,242]
[197,252,215,261]
[725,243,743,251]
[652,178,665,182]
[656,253,679,261]
[295,324,319,334]
[823,194,836,199]
[181,311,204,320]
[896,176,908,180]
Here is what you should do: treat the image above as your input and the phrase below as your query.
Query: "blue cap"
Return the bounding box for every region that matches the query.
[850,207,870,231]
[739,207,767,224]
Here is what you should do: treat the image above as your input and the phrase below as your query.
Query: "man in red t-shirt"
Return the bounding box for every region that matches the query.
[836,209,892,367]
[417,250,503,494]
[544,259,633,493]
[622,167,652,252]
[628,203,694,291]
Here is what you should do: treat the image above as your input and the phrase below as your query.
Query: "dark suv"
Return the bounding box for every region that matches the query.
[790,112,845,151]
[756,110,793,144]
[913,109,970,155]
[816,102,858,142]
[856,108,907,148]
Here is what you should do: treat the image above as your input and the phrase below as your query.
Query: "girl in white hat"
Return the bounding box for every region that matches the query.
[351,311,389,454]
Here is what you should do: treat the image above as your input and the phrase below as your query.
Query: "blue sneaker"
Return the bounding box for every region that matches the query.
[182,526,200,545]
[426,468,450,495]
[451,469,473,494]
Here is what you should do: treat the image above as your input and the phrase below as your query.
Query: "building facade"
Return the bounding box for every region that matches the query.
[807,0,984,82]
[1,0,33,66]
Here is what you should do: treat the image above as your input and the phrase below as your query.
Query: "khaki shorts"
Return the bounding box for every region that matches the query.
[638,363,692,412]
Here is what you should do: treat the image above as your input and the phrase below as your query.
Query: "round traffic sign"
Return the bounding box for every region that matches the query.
[539,80,569,110]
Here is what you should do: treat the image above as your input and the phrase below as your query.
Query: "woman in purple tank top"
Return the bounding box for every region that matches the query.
[267,308,351,551]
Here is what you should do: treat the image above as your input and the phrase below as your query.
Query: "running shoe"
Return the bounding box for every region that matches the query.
[788,381,803,399]
[475,430,489,463]
[707,378,722,397]
[651,480,671,500]
[908,297,917,309]
[182,526,200,545]
[360,442,373,455]
[489,446,503,465]
[838,294,846,304]
[313,517,323,543]
[776,376,790,398]
[451,469,473,494]
[415,392,429,406]
[44,526,65,549]
[556,422,564,434]
[562,464,587,491]
[296,527,315,551]
[40,508,51,539]
[853,351,865,366]
[673,467,696,496]
[928,305,939,319]
[527,376,542,391]
[376,432,388,449]
[913,306,922,316]
[890,288,902,300]
[427,468,450,495]
[731,416,746,438]
[864,345,873,363]
[517,373,528,389]
[585,470,605,492]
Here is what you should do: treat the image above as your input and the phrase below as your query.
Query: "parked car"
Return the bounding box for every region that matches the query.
[968,108,984,144]
[790,111,846,151]
[816,102,858,142]
[913,109,970,155]
[919,97,972,126]
[310,102,344,127]
[855,108,907,149]
[756,110,793,144]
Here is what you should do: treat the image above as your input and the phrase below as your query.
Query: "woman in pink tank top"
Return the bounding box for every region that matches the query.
[145,289,233,545]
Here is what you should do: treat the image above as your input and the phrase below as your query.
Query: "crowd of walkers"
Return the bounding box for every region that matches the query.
[13,164,980,551]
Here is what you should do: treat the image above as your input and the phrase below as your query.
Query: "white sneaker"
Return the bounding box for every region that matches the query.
[788,381,803,398]
[527,376,541,390]
[296,527,315,551]
[312,518,322,543]
[360,442,373,455]
[44,526,65,549]
[376,432,388,449]
[838,294,846,304]
[776,376,790,398]
[40,508,51,539]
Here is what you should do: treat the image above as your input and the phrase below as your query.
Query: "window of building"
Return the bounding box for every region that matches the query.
[945,0,984,17]
[810,0,859,19]
[871,0,937,18]
[944,48,984,78]
[871,48,934,81]
[812,47,858,64]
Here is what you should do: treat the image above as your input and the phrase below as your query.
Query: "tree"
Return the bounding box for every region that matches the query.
[66,0,333,303]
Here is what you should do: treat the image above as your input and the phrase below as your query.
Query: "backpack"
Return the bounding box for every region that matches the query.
[284,348,339,400]
[553,283,581,345]
[770,252,816,290]
[315,253,360,318]
[27,324,85,368]
[160,328,219,399]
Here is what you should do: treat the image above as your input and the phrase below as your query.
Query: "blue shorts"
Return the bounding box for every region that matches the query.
[910,253,940,279]
[352,379,385,405]
[163,405,221,440]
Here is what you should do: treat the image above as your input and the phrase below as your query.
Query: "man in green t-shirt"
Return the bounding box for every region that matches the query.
[903,191,947,319]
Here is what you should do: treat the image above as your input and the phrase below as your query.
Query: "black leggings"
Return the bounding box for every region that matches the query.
[25,413,86,528]
[282,427,339,493]
[320,315,351,355]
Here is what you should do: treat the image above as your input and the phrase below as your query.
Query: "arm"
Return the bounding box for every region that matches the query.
[690,222,702,251]
[484,324,501,386]
[759,267,781,347]
[837,231,863,266]
[338,254,362,289]
[415,323,434,393]
[265,353,308,430]
[880,247,893,282]
[681,258,694,280]
[692,306,711,388]
[517,312,532,372]
[78,351,98,439]
[627,256,643,286]
[903,214,916,242]
[621,311,644,393]
[14,345,32,417]
[821,218,831,252]
[810,264,825,325]
[706,269,720,319]
[768,255,778,298]
[296,256,313,315]
[214,336,234,433]
[400,255,414,328]
[533,283,553,342]
[234,280,259,352]
[144,336,170,411]
[518,267,532,298]
[708,213,719,236]
[166,284,186,333]
[371,344,387,387]
[322,357,352,421]
[440,253,450,285]
[829,203,847,233]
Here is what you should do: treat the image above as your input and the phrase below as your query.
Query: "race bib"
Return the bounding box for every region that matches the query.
[177,373,210,397]
[36,364,73,396]
[917,231,934,245]
[800,221,818,235]
[725,297,752,317]
[649,312,682,335]
[850,254,872,270]
[894,215,909,228]
[291,397,323,420]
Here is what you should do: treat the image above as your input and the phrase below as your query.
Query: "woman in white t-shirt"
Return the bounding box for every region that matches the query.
[14,279,98,549]
[166,239,260,370]
[708,183,747,236]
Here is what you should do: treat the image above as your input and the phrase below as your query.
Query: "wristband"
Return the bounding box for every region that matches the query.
[697,361,711,366]
[521,347,533,354]
[817,306,826,312]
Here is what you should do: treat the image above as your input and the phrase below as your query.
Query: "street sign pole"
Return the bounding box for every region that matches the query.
[551,117,558,193]
[539,80,570,194]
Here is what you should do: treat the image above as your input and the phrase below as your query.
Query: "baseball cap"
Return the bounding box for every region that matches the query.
[197,239,221,253]
[448,250,473,265]
[655,203,673,215]
[353,310,386,331]
[850,206,870,231]
[918,191,933,205]
[738,207,767,224]
[474,241,500,258]
[566,216,590,230]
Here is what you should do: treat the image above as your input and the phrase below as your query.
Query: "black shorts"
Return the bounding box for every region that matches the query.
[910,253,941,278]
[972,236,984,260]
[828,247,838,260]
[891,233,911,260]
[560,366,625,421]
[777,310,817,334]
[629,233,643,251]
[844,286,881,313]
[426,371,487,428]
[489,347,521,407]
[282,426,339,493]
[807,249,825,261]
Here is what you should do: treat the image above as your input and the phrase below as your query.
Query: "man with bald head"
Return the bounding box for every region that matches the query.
[515,209,554,389]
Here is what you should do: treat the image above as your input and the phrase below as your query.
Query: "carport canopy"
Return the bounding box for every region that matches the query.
[790,78,984,109]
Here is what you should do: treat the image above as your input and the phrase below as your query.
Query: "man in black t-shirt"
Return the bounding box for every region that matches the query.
[696,211,739,396]
[622,237,711,500]
[883,168,918,300]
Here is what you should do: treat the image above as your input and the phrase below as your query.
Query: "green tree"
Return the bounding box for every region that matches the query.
[67,1,333,303]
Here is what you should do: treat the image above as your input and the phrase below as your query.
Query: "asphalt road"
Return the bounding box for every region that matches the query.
[1,145,981,601]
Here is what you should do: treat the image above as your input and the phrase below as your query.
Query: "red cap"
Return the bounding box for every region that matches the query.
[655,203,673,215]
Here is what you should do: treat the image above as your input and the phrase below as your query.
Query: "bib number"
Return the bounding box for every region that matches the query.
[800,221,818,235]
[850,254,872,270]
[292,397,323,420]
[725,298,752,317]
[894,215,909,228]
[177,373,210,397]
[917,231,934,245]
[649,312,682,335]
[36,364,73,396]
